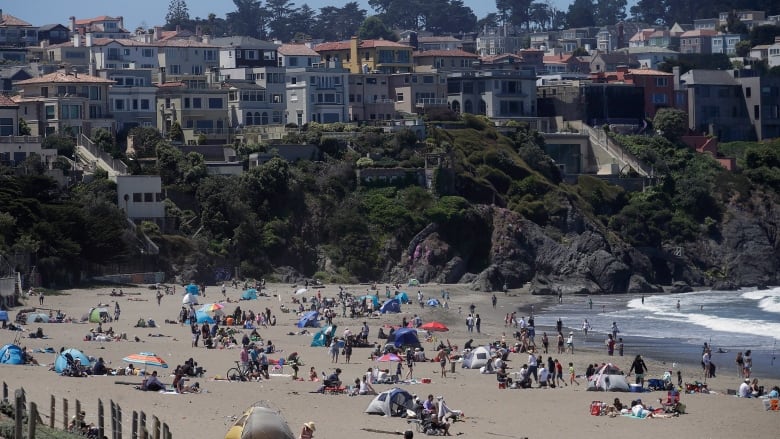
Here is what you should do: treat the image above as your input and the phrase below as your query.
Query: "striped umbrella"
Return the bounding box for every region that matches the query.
[122,352,169,368]
[199,303,225,313]
[376,353,402,362]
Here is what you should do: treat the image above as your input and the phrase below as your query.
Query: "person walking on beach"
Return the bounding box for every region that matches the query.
[556,318,563,334]
[475,314,481,333]
[566,332,575,354]
[541,332,549,353]
[628,354,648,387]
[38,290,44,305]
[582,319,590,338]
[618,338,624,356]
[405,349,414,380]
[676,300,680,310]
[114,302,120,321]
[743,350,752,378]
[556,332,564,354]
[736,351,745,377]
[437,347,448,378]
[569,362,580,386]
[492,294,497,309]
[588,297,592,309]
[606,334,615,356]
[528,350,538,383]
[610,322,620,340]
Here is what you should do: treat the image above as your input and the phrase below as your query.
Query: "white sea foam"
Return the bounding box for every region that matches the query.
[741,287,780,314]
[681,312,780,338]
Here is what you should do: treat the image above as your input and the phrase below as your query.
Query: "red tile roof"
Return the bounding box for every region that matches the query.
[680,29,717,37]
[0,95,18,106]
[627,68,673,76]
[414,49,477,58]
[543,54,574,64]
[74,16,119,25]
[314,39,410,52]
[0,13,32,27]
[278,44,320,56]
[15,71,115,85]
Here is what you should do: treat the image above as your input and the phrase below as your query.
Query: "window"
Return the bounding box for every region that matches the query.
[652,93,668,104]
[754,105,760,120]
[0,118,12,136]
[133,193,142,202]
[184,98,190,108]
[396,93,404,102]
[142,48,154,57]
[246,50,257,60]
[115,99,125,110]
[144,193,153,202]
[272,94,283,103]
[655,77,668,87]
[132,99,138,110]
[423,76,434,84]
[193,98,202,108]
[192,65,203,75]
[208,98,223,109]
[141,99,150,110]
[289,57,298,66]
[204,50,216,61]
[745,87,751,98]
[169,65,181,74]
[61,104,81,119]
[45,105,55,120]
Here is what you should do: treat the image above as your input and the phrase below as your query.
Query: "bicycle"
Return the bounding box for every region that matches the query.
[226,361,257,382]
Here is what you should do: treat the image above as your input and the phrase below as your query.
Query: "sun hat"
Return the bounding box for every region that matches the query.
[304,421,316,431]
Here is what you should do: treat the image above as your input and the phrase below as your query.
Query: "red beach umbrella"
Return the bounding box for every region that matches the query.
[420,321,449,332]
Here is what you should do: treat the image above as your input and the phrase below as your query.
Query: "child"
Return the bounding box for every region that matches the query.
[309,367,319,381]
[569,362,580,386]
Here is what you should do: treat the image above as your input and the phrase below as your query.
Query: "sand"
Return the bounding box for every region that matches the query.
[2,282,778,439]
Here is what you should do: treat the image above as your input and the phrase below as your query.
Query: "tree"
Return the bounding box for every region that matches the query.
[42,133,76,158]
[359,16,396,41]
[529,2,552,30]
[288,4,317,41]
[735,40,752,57]
[594,0,626,27]
[127,127,164,158]
[18,118,31,135]
[749,25,780,46]
[226,0,266,39]
[565,0,596,28]
[495,0,533,29]
[92,128,120,158]
[653,108,688,141]
[265,0,296,42]
[315,3,366,41]
[165,0,191,30]
[168,121,184,142]
[724,10,748,35]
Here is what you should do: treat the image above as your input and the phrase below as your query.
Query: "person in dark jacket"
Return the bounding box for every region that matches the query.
[628,354,648,387]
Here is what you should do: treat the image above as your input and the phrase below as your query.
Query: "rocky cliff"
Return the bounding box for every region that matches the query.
[386,193,780,294]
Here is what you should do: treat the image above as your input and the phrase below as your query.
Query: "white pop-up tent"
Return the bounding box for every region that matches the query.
[461,346,492,369]
[587,363,630,391]
[365,388,415,417]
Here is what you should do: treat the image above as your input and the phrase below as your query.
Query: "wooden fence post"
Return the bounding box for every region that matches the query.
[75,399,81,423]
[110,401,116,439]
[98,399,105,439]
[162,423,171,439]
[50,394,55,428]
[14,389,23,439]
[132,411,138,439]
[27,401,37,439]
[117,403,123,439]
[140,411,147,439]
[2,381,7,402]
[153,415,160,439]
[63,398,68,430]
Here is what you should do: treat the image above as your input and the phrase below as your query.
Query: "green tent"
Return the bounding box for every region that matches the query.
[87,307,111,323]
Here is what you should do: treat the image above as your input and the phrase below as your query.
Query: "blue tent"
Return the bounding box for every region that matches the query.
[185,283,199,295]
[380,298,401,314]
[297,311,319,328]
[0,310,8,321]
[426,298,440,307]
[241,289,258,300]
[311,324,337,347]
[195,310,215,324]
[387,328,421,349]
[55,348,91,373]
[394,292,409,304]
[359,295,380,308]
[0,344,24,365]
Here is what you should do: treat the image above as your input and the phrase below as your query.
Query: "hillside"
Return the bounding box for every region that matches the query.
[2,121,779,293]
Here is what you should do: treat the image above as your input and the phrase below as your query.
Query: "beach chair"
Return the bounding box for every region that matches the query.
[590,401,604,416]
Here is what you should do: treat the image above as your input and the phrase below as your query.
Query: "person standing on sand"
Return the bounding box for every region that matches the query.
[39,290,44,305]
[437,347,448,378]
[569,362,580,386]
[566,332,575,354]
[541,332,549,353]
[628,354,648,387]
[606,334,615,356]
[743,350,752,378]
[556,332,564,354]
[475,314,481,333]
[582,319,590,338]
[527,350,538,383]
[492,294,497,309]
[588,297,592,309]
[556,317,563,334]
[114,302,120,321]
[611,322,620,340]
[405,349,414,380]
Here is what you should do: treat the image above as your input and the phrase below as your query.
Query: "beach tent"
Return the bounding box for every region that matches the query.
[408,279,420,287]
[185,283,199,295]
[0,344,24,365]
[365,388,416,417]
[311,325,337,347]
[26,312,49,324]
[461,346,492,369]
[587,363,630,392]
[359,295,380,309]
[426,298,440,307]
[224,404,295,439]
[380,298,401,314]
[241,289,258,300]
[195,310,215,324]
[182,293,198,305]
[394,291,409,304]
[87,307,111,323]
[0,310,9,321]
[54,348,91,373]
[387,328,421,349]
[296,311,319,328]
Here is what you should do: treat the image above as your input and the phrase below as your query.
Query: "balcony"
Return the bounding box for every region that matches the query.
[415,98,448,108]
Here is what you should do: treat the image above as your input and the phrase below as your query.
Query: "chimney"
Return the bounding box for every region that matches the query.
[73,33,81,47]
[86,33,93,47]
[70,16,76,32]
[350,36,360,74]
[155,26,162,41]
[118,16,124,30]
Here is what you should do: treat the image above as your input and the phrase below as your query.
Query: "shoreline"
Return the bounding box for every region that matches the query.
[2,282,778,439]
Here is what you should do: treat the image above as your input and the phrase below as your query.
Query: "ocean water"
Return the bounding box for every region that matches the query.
[525,287,780,380]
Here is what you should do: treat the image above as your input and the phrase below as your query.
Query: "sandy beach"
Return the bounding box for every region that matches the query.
[2,282,778,439]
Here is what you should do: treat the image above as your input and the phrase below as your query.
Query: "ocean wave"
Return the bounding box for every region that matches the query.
[683,312,780,338]
[758,297,780,314]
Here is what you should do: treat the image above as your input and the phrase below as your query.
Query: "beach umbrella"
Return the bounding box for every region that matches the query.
[198,303,225,313]
[122,352,168,368]
[426,298,440,307]
[420,321,449,332]
[376,353,402,362]
[295,288,308,295]
[185,283,199,295]
[182,293,198,305]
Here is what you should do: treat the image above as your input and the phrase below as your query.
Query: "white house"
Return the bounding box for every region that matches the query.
[285,66,349,125]
[115,175,165,220]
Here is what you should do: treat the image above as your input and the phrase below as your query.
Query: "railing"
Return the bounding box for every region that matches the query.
[78,133,128,175]
[415,98,448,106]
[573,121,652,177]
[0,136,42,144]
[1,381,172,439]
